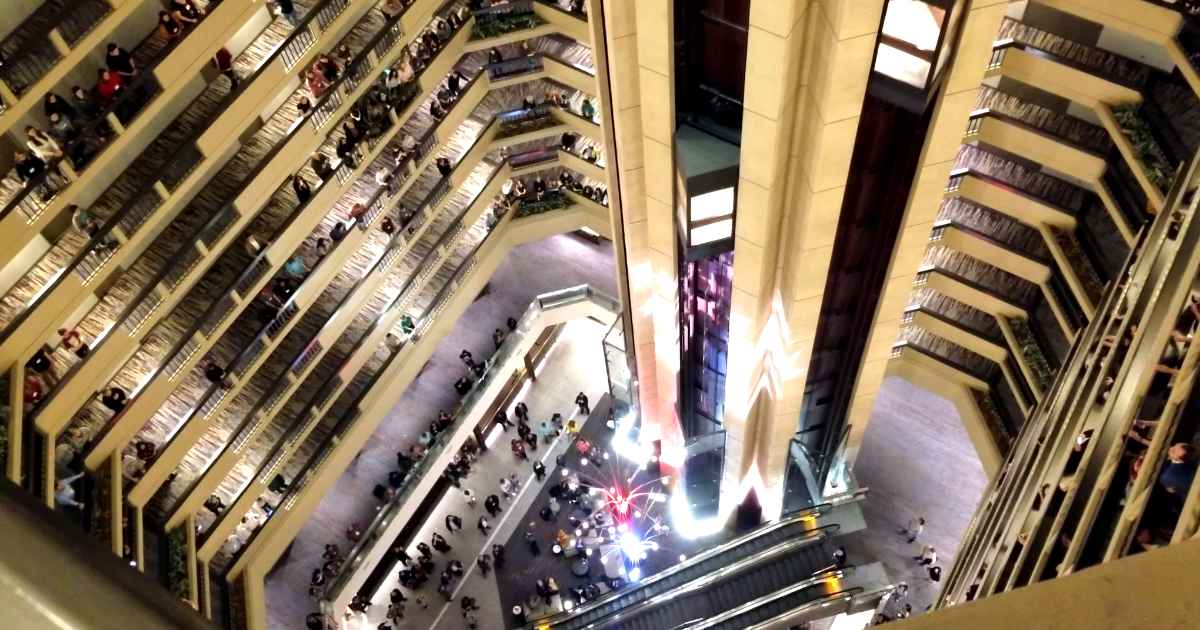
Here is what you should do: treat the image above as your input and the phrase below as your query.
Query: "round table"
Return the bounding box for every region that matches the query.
[571,557,590,576]
[552,543,563,555]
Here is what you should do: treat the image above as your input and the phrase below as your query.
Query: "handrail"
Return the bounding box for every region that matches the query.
[742,589,868,630]
[0,0,353,346]
[35,0,423,423]
[322,283,618,603]
[681,571,851,630]
[967,108,1106,159]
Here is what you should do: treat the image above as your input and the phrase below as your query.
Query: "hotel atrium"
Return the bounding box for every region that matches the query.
[0,1,1198,629]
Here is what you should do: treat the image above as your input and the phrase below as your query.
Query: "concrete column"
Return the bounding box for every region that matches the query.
[721,0,818,517]
[729,0,884,517]
[835,2,1011,480]
[600,0,681,448]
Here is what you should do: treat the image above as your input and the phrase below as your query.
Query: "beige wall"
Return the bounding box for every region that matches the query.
[600,0,681,450]
[894,538,1200,629]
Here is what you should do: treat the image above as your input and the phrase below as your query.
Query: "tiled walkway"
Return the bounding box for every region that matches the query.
[264,233,617,628]
[835,376,989,618]
[362,317,610,630]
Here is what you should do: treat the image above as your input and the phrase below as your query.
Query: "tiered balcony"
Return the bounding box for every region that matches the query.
[38,5,600,612]
[32,1,431,488]
[0,0,297,269]
[940,151,1200,603]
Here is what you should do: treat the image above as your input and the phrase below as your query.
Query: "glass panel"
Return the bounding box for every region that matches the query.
[690,219,734,245]
[875,43,933,88]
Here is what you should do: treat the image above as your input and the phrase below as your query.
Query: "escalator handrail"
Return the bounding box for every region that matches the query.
[529,512,846,629]
[681,569,851,630]
[576,528,839,630]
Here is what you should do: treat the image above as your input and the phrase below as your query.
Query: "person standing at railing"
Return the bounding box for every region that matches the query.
[336,134,360,169]
[580,97,595,120]
[311,151,335,180]
[54,472,86,510]
[26,126,62,163]
[382,0,406,20]
[70,86,102,120]
[106,44,138,79]
[447,70,465,96]
[430,99,446,121]
[158,11,184,42]
[212,47,239,89]
[44,92,76,120]
[273,0,300,26]
[433,15,453,41]
[171,0,204,25]
[95,70,124,106]
[306,67,330,99]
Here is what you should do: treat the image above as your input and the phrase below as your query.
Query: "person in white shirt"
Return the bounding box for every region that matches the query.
[901,516,925,543]
[914,545,936,566]
[235,516,255,542]
[55,472,85,508]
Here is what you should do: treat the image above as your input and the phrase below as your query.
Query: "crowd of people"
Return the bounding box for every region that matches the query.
[303,310,523,628]
[7,0,211,201]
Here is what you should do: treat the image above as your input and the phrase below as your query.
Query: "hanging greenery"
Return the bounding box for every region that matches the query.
[516,191,569,217]
[497,112,556,138]
[1048,227,1104,306]
[1113,104,1174,194]
[971,389,1013,451]
[471,12,546,40]
[1008,317,1053,391]
[166,528,191,600]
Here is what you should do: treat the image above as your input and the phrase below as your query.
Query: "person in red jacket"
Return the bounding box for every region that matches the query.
[95,69,123,105]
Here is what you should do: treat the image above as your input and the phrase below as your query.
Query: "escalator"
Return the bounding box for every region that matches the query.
[535,506,850,630]
[682,579,861,630]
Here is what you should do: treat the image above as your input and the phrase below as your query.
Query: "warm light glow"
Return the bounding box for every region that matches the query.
[689,187,735,222]
[881,0,943,51]
[875,45,932,88]
[690,219,734,245]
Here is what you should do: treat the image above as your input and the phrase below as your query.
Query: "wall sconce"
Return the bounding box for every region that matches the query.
[674,125,739,259]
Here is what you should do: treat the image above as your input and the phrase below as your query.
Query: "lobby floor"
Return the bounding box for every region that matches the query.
[264,233,617,629]
[833,376,989,618]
